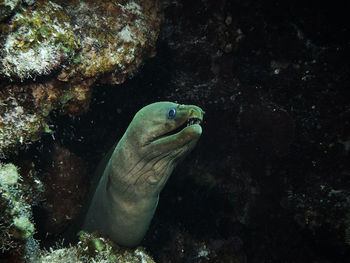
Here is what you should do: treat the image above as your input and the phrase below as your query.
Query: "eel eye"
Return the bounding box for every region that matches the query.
[167,107,176,119]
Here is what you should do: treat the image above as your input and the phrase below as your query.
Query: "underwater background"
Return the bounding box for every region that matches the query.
[0,0,349,262]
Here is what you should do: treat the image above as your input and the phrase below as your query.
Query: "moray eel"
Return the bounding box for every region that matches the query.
[83,101,204,247]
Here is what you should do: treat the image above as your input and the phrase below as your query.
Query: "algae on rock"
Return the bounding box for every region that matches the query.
[0,94,44,158]
[31,232,156,263]
[0,163,36,252]
[0,0,162,159]
[1,0,79,80]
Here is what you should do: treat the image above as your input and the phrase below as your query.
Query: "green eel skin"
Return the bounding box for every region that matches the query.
[83,101,204,247]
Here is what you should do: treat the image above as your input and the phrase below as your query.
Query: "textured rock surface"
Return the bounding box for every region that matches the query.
[28,232,156,263]
[0,162,43,261]
[0,0,162,158]
[0,0,162,81]
[1,1,78,80]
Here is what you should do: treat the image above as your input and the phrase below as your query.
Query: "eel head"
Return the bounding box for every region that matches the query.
[132,101,204,150]
[121,101,204,190]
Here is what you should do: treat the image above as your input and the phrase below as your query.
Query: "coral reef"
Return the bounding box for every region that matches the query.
[0,162,40,257]
[0,91,45,158]
[0,80,92,157]
[0,161,155,261]
[0,0,162,158]
[67,0,162,83]
[0,0,162,82]
[28,232,155,263]
[1,1,78,80]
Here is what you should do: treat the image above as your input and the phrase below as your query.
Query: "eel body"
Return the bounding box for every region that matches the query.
[83,102,204,247]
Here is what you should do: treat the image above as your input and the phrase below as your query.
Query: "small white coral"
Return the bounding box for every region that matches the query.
[2,33,63,79]
[0,163,19,187]
[118,25,134,43]
[13,216,35,239]
[35,248,85,263]
[122,1,143,16]
[134,248,155,263]
[0,1,76,80]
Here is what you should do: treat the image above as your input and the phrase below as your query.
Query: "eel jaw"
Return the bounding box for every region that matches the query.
[144,117,202,146]
[164,116,202,137]
[186,118,202,126]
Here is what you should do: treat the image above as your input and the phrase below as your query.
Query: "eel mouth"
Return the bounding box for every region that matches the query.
[160,117,202,138]
[186,117,202,127]
[145,117,202,145]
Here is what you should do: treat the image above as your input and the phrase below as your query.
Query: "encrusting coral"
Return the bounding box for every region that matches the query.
[0,163,38,254]
[0,93,45,158]
[1,1,78,80]
[0,0,162,158]
[30,232,156,263]
[0,0,162,82]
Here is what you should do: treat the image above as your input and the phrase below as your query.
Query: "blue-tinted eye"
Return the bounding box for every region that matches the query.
[167,107,176,119]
